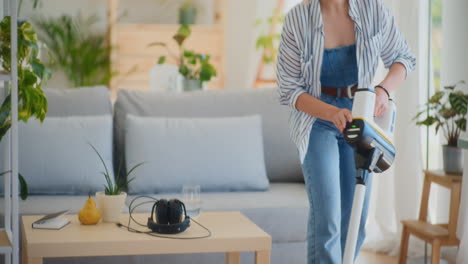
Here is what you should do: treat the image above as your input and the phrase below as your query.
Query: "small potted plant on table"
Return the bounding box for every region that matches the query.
[90,144,143,222]
[414,81,467,175]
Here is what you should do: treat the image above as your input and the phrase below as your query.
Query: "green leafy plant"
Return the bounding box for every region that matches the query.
[89,144,144,196]
[149,24,217,83]
[0,17,50,200]
[0,17,49,142]
[0,171,28,200]
[414,81,468,147]
[255,10,284,64]
[35,14,114,88]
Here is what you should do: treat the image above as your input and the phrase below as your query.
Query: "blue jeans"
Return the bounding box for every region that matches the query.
[302,93,373,264]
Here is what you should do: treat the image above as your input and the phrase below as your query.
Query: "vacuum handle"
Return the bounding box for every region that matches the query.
[343,184,366,264]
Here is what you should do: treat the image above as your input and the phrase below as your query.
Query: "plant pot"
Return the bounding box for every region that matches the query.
[95,192,127,223]
[182,78,204,91]
[442,145,464,175]
[179,7,197,25]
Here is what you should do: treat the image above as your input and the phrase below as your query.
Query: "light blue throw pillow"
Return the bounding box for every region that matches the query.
[0,116,114,195]
[125,115,269,194]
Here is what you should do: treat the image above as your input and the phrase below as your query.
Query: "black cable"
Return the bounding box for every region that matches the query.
[127,195,160,227]
[129,200,157,227]
[119,195,212,240]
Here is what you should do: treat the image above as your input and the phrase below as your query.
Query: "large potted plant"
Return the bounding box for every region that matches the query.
[414,81,467,175]
[0,16,50,199]
[149,24,217,92]
[90,144,143,223]
[35,14,114,88]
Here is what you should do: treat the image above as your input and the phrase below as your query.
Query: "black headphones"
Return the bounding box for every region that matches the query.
[147,199,191,234]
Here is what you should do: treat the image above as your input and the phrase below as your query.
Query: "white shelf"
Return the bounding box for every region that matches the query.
[2,0,19,263]
[0,71,11,81]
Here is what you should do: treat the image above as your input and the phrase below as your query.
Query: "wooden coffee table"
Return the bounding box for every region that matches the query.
[21,211,271,264]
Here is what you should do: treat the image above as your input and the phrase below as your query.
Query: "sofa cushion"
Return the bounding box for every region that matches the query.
[3,116,114,194]
[125,115,269,193]
[14,183,308,243]
[114,88,303,183]
[44,86,112,117]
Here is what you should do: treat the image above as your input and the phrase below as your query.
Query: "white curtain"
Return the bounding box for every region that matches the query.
[442,0,468,263]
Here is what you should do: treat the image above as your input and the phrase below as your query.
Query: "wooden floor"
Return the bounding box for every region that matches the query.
[358,250,398,264]
[357,250,455,264]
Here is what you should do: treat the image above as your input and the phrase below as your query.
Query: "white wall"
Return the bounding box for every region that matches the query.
[441,0,468,87]
[19,0,278,90]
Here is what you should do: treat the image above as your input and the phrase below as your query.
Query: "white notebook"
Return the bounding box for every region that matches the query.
[32,210,70,230]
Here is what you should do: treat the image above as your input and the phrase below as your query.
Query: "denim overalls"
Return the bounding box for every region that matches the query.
[301,44,373,263]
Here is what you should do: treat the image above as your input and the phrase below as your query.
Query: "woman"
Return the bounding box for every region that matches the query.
[276,0,416,263]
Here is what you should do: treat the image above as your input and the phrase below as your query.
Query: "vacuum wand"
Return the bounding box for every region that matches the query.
[342,88,397,264]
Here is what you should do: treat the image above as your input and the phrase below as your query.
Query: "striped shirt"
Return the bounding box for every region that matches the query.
[276,0,416,163]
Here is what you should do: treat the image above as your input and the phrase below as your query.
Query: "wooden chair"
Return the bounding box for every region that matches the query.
[399,170,462,264]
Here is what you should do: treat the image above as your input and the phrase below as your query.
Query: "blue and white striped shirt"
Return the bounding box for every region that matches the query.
[277,0,416,163]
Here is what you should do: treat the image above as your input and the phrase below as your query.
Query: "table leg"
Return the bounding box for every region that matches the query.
[255,250,270,264]
[226,252,240,264]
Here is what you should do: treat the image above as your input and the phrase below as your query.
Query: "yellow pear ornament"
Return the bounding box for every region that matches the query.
[78,195,101,225]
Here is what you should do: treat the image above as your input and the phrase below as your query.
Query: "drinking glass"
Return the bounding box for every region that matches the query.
[182,184,201,217]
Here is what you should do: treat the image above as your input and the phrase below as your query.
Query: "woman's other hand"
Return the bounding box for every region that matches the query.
[374,89,389,117]
[328,108,353,134]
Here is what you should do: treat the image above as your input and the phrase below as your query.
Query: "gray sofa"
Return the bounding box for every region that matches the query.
[15,87,309,264]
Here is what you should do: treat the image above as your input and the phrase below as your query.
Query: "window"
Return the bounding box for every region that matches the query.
[425,0,443,170]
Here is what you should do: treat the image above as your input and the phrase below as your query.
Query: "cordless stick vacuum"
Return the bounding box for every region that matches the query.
[342,88,397,264]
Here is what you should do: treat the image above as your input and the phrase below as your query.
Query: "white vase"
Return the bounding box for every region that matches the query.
[95,192,127,223]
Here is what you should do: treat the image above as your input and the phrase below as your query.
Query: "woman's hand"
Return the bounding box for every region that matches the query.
[328,108,353,134]
[374,88,390,117]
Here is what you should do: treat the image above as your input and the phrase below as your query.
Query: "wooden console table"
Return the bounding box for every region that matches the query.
[399,170,462,264]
